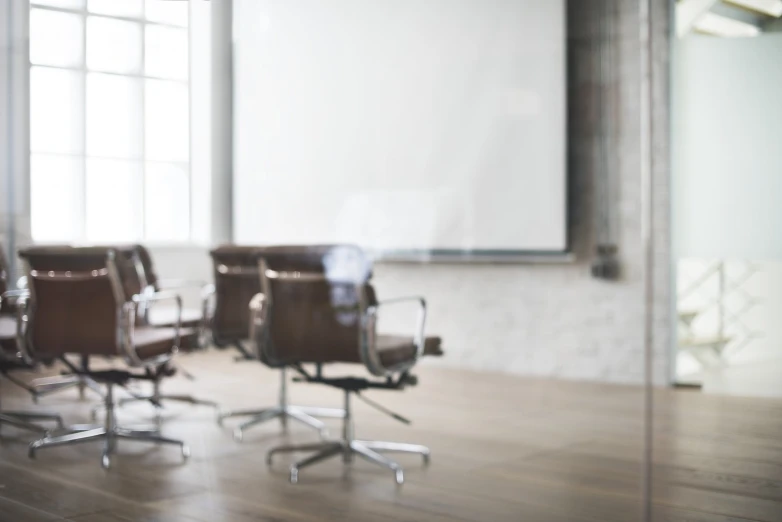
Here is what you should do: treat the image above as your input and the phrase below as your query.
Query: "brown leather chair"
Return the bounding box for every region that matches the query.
[212,245,346,440]
[253,245,434,485]
[0,247,64,436]
[105,245,217,413]
[207,246,263,359]
[18,246,190,469]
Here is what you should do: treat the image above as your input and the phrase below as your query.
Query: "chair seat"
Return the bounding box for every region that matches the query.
[134,326,196,360]
[376,335,443,368]
[148,306,203,329]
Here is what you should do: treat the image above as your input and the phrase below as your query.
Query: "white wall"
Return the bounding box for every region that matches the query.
[674,34,782,260]
[673,34,782,371]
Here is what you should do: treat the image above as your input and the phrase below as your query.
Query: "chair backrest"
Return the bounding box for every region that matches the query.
[209,246,264,343]
[18,247,126,359]
[256,245,373,367]
[210,244,371,344]
[133,244,158,290]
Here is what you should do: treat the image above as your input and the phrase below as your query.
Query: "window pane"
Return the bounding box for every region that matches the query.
[87,73,142,158]
[31,154,82,242]
[88,0,142,18]
[31,0,85,9]
[145,162,190,241]
[85,159,142,242]
[30,67,84,154]
[87,17,142,74]
[30,8,83,68]
[145,25,188,80]
[145,79,189,162]
[145,0,188,27]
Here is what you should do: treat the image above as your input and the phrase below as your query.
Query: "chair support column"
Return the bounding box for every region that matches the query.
[217,367,346,441]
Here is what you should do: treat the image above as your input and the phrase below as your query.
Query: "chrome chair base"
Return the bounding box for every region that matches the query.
[28,374,104,402]
[0,411,64,435]
[266,388,429,485]
[218,405,345,441]
[267,438,430,485]
[91,378,219,420]
[28,426,190,469]
[28,383,189,469]
[117,394,219,410]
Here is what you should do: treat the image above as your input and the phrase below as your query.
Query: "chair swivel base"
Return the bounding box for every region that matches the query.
[28,425,190,469]
[117,394,219,411]
[0,411,64,435]
[218,405,345,441]
[267,439,430,485]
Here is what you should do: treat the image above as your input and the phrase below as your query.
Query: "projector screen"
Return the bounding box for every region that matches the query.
[233,0,567,256]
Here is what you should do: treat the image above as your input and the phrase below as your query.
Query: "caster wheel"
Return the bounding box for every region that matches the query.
[233,429,243,443]
[182,445,191,460]
[101,454,111,470]
[394,468,404,485]
[289,467,299,484]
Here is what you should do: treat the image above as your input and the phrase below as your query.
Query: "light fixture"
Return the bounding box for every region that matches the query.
[725,0,782,18]
[693,12,762,37]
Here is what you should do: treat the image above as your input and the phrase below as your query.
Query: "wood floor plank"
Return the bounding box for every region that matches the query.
[2,350,781,521]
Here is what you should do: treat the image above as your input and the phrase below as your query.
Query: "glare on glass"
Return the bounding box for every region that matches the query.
[88,0,143,17]
[86,73,142,159]
[30,67,84,154]
[31,0,85,9]
[145,79,189,162]
[85,159,142,242]
[145,0,188,27]
[145,25,189,80]
[87,17,142,74]
[31,154,83,242]
[29,9,83,68]
[145,162,190,242]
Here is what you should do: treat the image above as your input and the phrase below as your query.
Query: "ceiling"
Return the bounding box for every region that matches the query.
[677,0,782,37]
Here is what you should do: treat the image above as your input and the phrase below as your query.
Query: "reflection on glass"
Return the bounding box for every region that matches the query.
[29,9,83,68]
[31,154,82,242]
[30,67,83,154]
[145,162,190,242]
[145,0,188,27]
[145,79,189,162]
[86,73,142,159]
[87,17,142,74]
[85,159,142,242]
[145,25,189,80]
[88,0,143,17]
[31,0,85,9]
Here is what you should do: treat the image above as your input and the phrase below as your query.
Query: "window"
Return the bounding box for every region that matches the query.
[29,0,190,243]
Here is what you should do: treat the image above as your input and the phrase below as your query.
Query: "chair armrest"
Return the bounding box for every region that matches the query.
[0,289,30,306]
[121,291,182,367]
[247,293,267,360]
[362,296,427,376]
[1,290,33,365]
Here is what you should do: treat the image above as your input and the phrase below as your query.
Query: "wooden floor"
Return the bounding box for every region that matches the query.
[1,351,781,522]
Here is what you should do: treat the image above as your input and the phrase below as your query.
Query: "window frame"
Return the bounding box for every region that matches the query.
[28,0,192,246]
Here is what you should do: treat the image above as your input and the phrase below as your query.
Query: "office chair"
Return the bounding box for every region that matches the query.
[108,245,217,412]
[8,246,106,402]
[211,246,346,440]
[254,245,434,484]
[18,247,190,469]
[0,262,64,436]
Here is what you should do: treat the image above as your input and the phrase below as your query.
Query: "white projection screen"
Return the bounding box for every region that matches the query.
[233,0,567,257]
